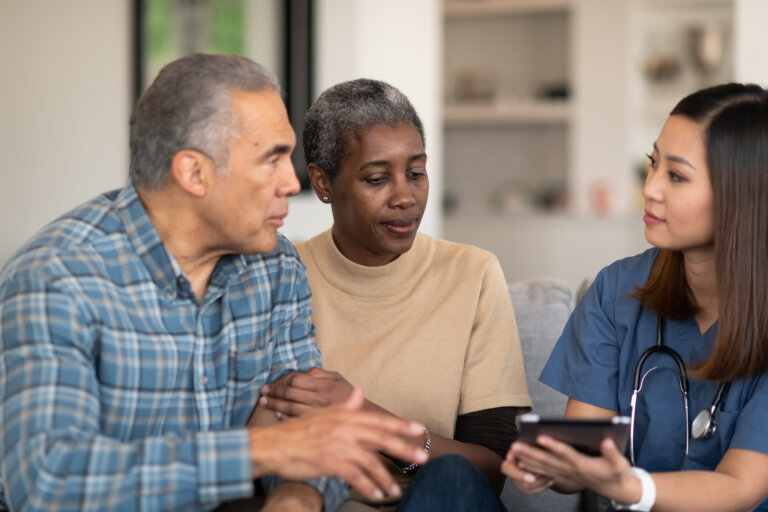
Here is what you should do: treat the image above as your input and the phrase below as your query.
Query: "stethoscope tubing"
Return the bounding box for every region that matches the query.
[629,316,726,466]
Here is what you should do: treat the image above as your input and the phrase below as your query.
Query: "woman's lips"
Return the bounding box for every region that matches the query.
[643,209,664,225]
[382,219,417,235]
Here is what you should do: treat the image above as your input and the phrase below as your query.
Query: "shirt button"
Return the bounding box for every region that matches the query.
[177,276,187,287]
[166,291,175,301]
[200,374,208,385]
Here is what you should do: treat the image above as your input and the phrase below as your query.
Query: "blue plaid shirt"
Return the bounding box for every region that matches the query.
[0,182,347,511]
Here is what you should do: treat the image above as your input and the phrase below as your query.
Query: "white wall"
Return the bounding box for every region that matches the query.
[282,0,443,242]
[0,0,442,263]
[0,0,131,265]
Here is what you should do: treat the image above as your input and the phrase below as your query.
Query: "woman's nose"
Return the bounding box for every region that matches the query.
[389,176,416,209]
[642,168,662,203]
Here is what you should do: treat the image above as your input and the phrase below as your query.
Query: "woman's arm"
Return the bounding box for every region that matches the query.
[506,399,768,511]
[259,368,508,491]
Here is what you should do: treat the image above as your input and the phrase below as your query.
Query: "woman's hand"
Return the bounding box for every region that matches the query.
[260,367,356,418]
[509,435,640,502]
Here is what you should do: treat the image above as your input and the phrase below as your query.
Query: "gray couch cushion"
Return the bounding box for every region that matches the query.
[501,278,579,512]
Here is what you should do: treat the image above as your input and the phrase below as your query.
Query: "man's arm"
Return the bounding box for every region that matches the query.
[0,274,257,511]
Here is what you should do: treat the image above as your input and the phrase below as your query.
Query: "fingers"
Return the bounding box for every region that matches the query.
[306,367,339,379]
[502,445,554,494]
[342,386,365,411]
[331,448,401,501]
[259,395,313,417]
[511,436,570,478]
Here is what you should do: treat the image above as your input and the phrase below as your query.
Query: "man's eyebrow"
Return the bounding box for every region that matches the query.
[259,143,293,158]
[358,153,427,171]
[653,143,697,171]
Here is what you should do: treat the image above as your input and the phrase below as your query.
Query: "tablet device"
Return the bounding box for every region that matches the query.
[517,414,630,456]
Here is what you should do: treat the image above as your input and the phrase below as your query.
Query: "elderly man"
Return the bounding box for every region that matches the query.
[0,53,425,512]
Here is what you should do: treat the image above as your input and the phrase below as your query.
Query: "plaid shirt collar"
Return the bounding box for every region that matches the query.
[116,181,247,301]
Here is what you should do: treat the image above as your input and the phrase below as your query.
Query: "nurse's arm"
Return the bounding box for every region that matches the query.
[563,398,617,419]
[650,448,768,512]
[564,400,768,510]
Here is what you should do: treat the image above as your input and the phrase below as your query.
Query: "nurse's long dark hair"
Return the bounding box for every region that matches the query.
[634,83,768,381]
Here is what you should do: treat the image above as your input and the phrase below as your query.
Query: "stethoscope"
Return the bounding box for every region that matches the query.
[629,317,729,465]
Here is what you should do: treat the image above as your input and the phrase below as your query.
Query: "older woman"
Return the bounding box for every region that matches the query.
[259,78,531,510]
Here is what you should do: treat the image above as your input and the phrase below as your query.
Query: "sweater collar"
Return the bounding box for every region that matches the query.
[309,228,433,298]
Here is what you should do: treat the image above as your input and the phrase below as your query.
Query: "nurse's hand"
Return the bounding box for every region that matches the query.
[502,443,555,494]
[510,435,639,500]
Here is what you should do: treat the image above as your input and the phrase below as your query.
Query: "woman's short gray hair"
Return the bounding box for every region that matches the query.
[303,78,425,181]
[129,53,280,189]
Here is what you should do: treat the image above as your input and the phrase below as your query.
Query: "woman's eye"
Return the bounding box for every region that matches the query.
[365,176,386,185]
[645,153,658,169]
[407,169,426,180]
[668,171,685,183]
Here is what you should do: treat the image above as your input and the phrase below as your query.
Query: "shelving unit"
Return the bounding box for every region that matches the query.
[444,0,570,17]
[441,0,738,288]
[444,100,570,126]
[442,0,571,218]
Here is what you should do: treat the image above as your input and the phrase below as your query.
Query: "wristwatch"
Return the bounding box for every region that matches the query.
[611,467,656,511]
[396,427,431,474]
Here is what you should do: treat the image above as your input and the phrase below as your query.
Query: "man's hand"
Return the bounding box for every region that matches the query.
[259,367,354,418]
[261,482,323,512]
[249,386,427,502]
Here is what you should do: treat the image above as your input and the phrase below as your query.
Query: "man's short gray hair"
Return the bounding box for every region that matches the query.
[129,53,281,189]
[303,78,425,181]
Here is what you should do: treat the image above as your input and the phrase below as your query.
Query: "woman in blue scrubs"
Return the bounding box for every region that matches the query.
[502,83,768,511]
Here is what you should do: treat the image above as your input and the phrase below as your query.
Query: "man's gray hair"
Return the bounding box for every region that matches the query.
[129,53,281,189]
[303,78,425,181]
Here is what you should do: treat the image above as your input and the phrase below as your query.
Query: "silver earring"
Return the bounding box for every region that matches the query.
[322,196,329,203]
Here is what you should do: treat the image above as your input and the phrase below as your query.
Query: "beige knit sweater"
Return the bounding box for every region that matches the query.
[296,229,531,438]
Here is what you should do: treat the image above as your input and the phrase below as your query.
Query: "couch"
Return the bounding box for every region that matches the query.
[500,277,581,512]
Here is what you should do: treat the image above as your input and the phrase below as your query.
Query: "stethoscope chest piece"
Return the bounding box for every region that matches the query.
[691,408,716,440]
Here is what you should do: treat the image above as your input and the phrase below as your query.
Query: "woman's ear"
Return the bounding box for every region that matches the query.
[307,163,333,204]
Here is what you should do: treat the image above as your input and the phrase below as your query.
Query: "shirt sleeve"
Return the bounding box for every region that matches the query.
[454,407,519,459]
[259,241,348,511]
[458,256,532,415]
[0,272,254,511]
[539,266,622,411]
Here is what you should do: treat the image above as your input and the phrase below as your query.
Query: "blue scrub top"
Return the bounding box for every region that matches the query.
[540,248,768,510]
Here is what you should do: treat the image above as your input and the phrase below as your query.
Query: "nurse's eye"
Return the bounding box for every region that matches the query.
[668,171,686,183]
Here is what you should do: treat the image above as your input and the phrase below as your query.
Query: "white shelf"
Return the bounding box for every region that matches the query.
[639,0,732,6]
[444,100,571,126]
[444,0,570,17]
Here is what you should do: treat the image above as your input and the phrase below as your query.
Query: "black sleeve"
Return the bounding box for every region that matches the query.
[453,406,519,459]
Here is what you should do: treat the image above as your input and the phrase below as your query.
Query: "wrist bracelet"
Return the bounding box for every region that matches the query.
[611,467,656,511]
[397,427,430,474]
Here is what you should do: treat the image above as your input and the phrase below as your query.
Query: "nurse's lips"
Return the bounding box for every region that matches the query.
[643,209,664,225]
[382,218,417,235]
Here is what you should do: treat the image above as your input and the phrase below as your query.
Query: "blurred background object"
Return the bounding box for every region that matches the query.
[3,0,768,290]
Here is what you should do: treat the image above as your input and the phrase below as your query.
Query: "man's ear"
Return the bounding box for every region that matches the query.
[169,150,214,198]
[307,163,332,203]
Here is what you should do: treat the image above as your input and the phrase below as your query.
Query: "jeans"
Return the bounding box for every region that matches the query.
[397,454,507,512]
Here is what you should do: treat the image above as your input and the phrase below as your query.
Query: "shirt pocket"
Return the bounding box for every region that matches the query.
[683,407,739,471]
[226,347,271,426]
